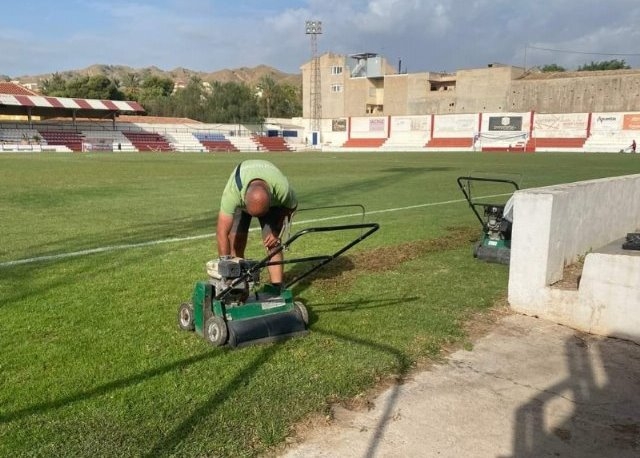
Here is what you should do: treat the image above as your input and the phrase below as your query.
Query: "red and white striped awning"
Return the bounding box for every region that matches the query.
[0,94,145,113]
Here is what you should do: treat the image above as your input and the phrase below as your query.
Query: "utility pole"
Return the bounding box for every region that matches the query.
[305,20,322,138]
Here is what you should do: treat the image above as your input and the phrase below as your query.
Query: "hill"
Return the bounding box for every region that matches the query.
[11,64,301,88]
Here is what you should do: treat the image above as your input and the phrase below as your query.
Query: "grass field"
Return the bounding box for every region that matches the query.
[1,151,639,457]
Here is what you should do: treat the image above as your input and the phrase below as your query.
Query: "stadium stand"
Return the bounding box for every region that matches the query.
[122,132,172,152]
[526,137,586,152]
[583,131,637,153]
[38,130,84,152]
[381,132,429,151]
[252,135,293,151]
[0,127,46,152]
[161,131,206,152]
[193,132,238,152]
[228,135,260,152]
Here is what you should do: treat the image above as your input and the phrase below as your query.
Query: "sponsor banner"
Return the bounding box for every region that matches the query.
[369,117,385,132]
[591,113,621,131]
[488,116,522,131]
[391,116,430,132]
[332,118,346,132]
[623,114,640,130]
[392,117,412,132]
[534,113,589,132]
[433,114,477,133]
[411,118,430,131]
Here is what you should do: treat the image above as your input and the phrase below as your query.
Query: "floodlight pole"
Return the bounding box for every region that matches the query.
[305,20,322,137]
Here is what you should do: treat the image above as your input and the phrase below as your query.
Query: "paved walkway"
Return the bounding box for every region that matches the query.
[280,314,640,458]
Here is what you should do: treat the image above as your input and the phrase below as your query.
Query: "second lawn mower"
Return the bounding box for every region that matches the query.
[457,176,520,265]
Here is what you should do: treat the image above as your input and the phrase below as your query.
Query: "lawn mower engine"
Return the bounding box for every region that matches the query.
[474,203,512,265]
[178,256,308,348]
[207,256,260,304]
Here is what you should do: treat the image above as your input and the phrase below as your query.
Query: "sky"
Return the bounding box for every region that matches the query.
[2,0,640,78]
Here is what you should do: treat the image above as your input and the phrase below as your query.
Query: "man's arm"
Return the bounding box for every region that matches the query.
[216,211,234,256]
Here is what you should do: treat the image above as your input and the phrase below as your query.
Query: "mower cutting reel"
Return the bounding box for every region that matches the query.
[178,221,379,348]
[457,176,519,265]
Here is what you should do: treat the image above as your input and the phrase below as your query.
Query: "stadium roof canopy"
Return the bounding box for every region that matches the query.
[0,82,145,120]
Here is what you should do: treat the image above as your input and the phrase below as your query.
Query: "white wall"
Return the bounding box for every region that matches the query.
[508,174,640,342]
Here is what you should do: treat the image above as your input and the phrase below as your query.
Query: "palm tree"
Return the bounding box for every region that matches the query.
[257,75,277,118]
[121,72,140,100]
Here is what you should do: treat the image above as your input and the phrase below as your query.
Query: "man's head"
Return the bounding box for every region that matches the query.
[245,180,271,217]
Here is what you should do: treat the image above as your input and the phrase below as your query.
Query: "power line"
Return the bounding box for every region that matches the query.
[527,45,640,57]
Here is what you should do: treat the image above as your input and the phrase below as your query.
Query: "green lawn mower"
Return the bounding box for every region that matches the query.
[178,221,379,348]
[457,176,519,265]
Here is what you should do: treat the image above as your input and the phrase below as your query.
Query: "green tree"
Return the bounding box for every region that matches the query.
[270,83,302,118]
[139,75,174,99]
[54,75,124,99]
[85,75,124,100]
[541,64,566,72]
[41,73,68,96]
[206,81,262,123]
[142,94,175,117]
[578,59,630,71]
[137,75,174,115]
[172,77,206,120]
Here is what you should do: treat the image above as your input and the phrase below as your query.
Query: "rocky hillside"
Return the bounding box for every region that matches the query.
[12,64,301,88]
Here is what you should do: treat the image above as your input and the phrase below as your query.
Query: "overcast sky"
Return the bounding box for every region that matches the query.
[3,0,640,78]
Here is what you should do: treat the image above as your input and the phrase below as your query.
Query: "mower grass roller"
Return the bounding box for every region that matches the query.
[457,176,520,265]
[178,220,379,348]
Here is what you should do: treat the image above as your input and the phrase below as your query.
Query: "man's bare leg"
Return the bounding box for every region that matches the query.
[229,232,248,258]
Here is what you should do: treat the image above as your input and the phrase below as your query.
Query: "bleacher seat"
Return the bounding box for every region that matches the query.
[192,132,238,152]
[122,132,172,152]
[253,135,292,152]
[341,138,387,148]
[426,137,473,148]
[38,130,84,152]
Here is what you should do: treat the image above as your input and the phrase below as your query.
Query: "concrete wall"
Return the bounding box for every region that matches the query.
[508,174,640,342]
[509,70,640,114]
[344,78,375,116]
[383,74,410,115]
[454,66,521,113]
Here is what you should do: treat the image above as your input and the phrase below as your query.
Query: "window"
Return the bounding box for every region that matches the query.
[331,84,343,93]
[331,66,343,75]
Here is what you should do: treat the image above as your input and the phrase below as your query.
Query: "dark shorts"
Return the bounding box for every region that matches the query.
[231,206,290,239]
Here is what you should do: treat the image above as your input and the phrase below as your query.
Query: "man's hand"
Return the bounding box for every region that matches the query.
[263,232,280,250]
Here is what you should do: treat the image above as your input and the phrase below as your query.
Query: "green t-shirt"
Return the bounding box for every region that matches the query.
[219,160,297,215]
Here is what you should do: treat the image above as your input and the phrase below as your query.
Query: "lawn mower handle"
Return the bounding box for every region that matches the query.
[456,176,520,227]
[215,222,380,300]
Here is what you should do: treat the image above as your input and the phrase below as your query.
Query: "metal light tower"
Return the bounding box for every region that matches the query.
[305,20,322,137]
